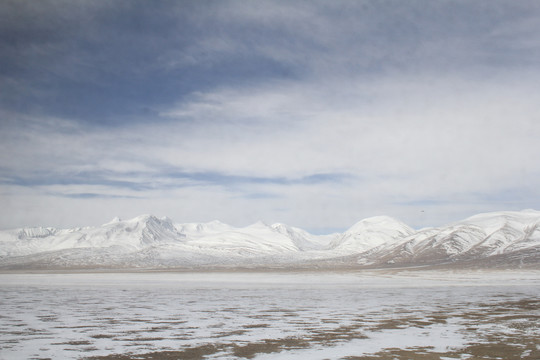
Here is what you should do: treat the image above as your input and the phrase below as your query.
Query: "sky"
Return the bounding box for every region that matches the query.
[1,0,540,233]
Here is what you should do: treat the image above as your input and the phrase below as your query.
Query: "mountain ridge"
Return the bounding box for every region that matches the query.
[1,210,539,271]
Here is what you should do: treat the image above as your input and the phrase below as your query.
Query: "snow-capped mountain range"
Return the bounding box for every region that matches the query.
[1,210,539,270]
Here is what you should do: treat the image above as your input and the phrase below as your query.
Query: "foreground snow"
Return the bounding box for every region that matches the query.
[0,270,539,359]
[0,210,539,270]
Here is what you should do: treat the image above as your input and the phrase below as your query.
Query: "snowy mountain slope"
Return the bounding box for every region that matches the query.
[175,220,234,237]
[329,216,414,253]
[361,210,540,267]
[0,215,185,258]
[463,210,540,254]
[270,223,328,251]
[0,210,539,270]
[181,222,300,257]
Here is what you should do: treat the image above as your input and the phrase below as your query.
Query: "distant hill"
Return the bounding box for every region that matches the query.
[1,210,539,271]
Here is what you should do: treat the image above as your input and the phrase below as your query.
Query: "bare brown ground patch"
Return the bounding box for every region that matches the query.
[214,329,247,338]
[85,344,221,360]
[121,336,169,342]
[344,347,450,360]
[231,337,309,358]
[368,315,443,331]
[52,340,93,346]
[90,334,115,339]
[344,341,539,360]
[37,315,58,322]
[243,323,269,329]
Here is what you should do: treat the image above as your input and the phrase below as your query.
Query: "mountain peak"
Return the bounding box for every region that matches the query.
[103,217,122,226]
[129,214,159,223]
[330,216,415,253]
[247,220,270,229]
[1,210,539,270]
[346,216,413,235]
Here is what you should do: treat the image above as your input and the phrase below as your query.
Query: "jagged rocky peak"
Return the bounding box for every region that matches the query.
[97,214,184,246]
[17,227,57,239]
[1,210,539,270]
[122,214,174,229]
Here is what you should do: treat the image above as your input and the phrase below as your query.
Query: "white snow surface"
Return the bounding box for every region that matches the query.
[329,215,415,252]
[0,210,539,269]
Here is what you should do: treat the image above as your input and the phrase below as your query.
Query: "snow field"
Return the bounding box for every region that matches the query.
[0,270,539,359]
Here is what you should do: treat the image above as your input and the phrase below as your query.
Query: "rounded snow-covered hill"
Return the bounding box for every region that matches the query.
[0,210,539,270]
[367,210,540,268]
[329,216,415,253]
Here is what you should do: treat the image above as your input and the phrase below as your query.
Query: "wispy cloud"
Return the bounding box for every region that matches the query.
[1,1,540,231]
[54,192,140,200]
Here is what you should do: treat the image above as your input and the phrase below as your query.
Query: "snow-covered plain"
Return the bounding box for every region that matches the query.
[1,270,539,359]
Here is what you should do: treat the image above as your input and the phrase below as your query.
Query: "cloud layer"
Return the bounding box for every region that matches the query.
[1,1,540,232]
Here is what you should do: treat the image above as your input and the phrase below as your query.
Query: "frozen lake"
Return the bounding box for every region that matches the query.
[1,270,539,359]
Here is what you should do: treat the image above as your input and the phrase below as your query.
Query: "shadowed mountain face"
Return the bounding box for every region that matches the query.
[1,210,539,270]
